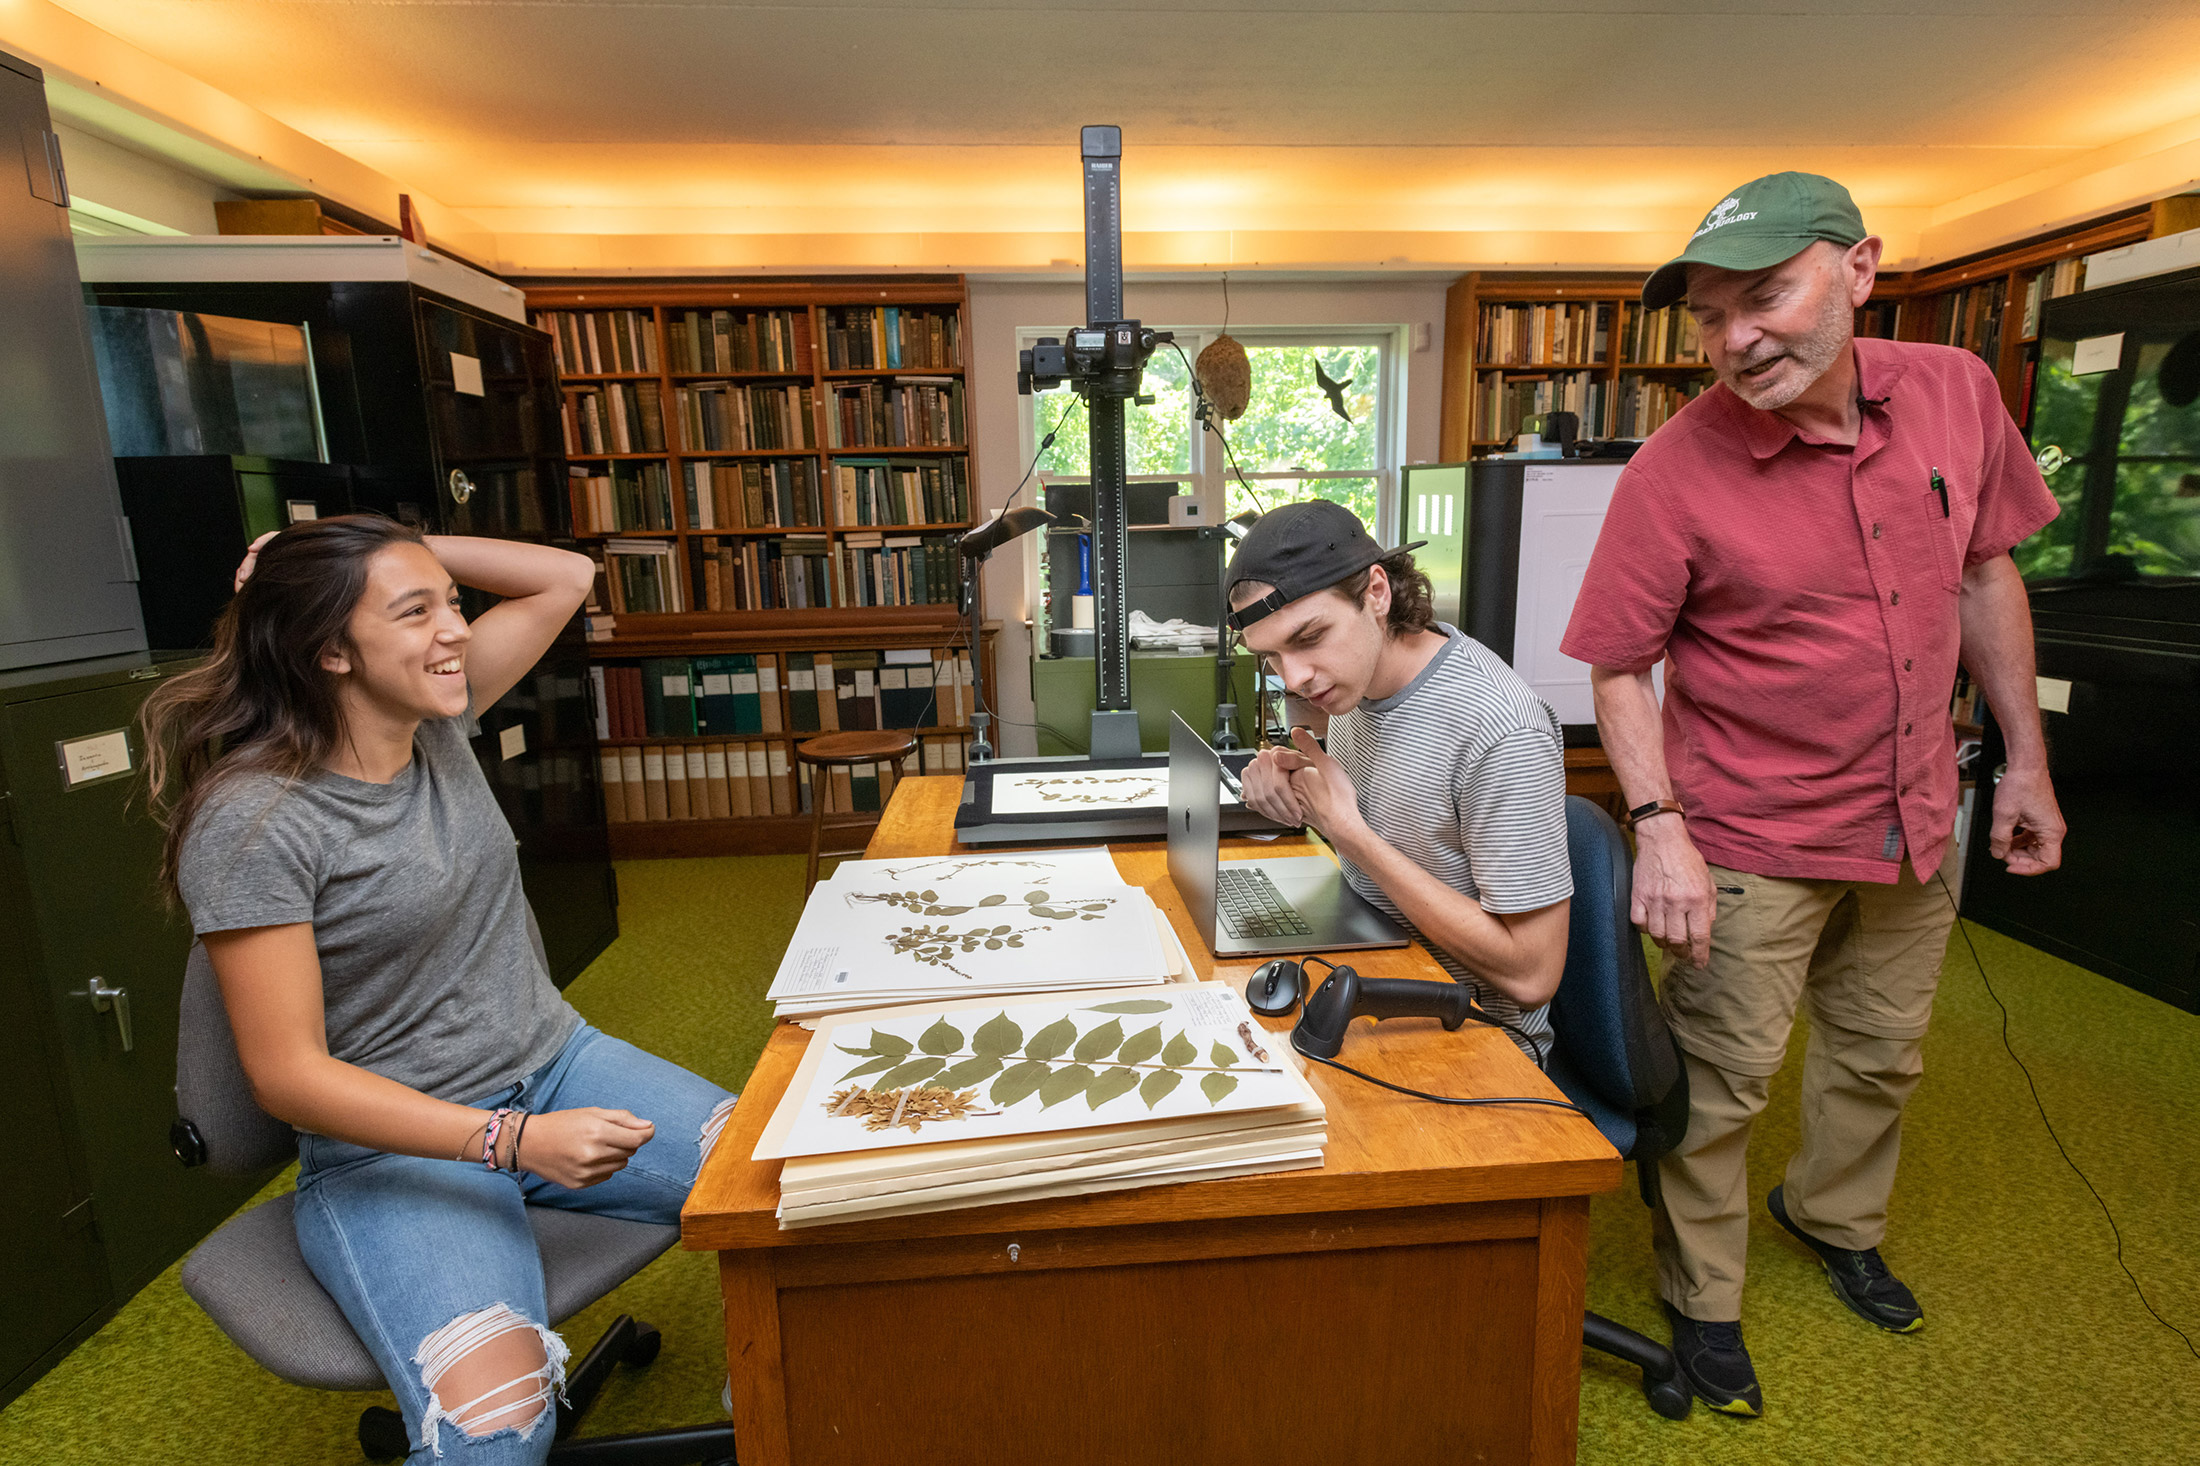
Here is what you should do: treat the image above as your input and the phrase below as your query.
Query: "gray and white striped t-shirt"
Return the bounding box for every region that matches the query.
[1326,624,1572,1058]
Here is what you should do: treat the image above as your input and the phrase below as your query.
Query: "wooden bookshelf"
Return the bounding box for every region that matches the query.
[1440,274,1716,457]
[1440,208,2158,457]
[520,276,990,858]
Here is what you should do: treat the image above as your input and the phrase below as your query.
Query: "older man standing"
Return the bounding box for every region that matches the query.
[1560,172,2065,1416]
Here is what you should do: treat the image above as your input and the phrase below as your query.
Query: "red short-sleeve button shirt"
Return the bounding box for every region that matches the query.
[1560,338,2058,882]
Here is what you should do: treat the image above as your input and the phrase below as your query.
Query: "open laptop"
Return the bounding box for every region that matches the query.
[1167,713,1407,958]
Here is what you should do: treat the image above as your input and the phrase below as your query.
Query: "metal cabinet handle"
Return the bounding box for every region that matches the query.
[81,977,133,1052]
[448,469,476,505]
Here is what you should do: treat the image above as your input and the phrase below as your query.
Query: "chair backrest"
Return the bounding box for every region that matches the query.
[175,941,296,1175]
[1550,797,1687,1152]
[175,904,556,1176]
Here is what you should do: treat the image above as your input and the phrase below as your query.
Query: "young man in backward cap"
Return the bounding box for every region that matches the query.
[1228,499,1572,1059]
[1561,171,2064,1416]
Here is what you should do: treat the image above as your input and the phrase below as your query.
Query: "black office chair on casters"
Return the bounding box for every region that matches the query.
[169,928,742,1464]
[1546,796,1695,1421]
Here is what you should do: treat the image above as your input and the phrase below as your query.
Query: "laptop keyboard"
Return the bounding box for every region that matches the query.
[1216,865,1313,939]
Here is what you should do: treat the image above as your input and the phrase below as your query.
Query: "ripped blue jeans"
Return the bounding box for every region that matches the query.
[293,1023,737,1463]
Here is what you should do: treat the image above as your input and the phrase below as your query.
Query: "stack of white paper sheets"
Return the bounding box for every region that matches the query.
[756,982,1326,1227]
[768,848,1179,1021]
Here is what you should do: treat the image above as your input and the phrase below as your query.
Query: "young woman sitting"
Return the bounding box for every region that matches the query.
[144,517,736,1463]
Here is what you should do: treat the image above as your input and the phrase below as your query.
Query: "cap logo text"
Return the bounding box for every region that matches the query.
[1692,197,1757,240]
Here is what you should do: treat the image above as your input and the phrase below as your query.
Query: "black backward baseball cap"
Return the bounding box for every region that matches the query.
[1225,499,1425,630]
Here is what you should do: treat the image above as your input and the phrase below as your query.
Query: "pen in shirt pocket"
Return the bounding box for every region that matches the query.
[1930,467,1950,518]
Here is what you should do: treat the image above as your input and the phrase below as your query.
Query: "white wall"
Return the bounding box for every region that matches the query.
[54,122,234,233]
[965,275,1449,756]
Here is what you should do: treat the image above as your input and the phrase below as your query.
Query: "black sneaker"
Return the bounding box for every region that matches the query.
[1661,1302,1763,1417]
[1768,1184,1924,1334]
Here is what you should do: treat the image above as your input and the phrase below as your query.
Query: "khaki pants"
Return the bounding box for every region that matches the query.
[1652,861,1955,1321]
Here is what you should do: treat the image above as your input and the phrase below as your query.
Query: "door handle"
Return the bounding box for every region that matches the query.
[79,977,134,1052]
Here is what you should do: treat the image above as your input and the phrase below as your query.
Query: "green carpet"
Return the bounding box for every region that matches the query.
[2,854,2194,1464]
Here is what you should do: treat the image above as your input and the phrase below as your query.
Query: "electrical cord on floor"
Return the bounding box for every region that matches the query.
[1935,871,2199,1362]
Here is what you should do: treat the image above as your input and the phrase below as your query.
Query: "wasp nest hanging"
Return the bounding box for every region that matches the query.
[1195,334,1251,422]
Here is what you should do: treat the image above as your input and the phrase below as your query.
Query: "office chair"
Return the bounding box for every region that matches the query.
[169,933,742,1464]
[1546,795,1695,1421]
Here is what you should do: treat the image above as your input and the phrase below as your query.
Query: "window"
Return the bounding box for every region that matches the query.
[1020,326,1399,540]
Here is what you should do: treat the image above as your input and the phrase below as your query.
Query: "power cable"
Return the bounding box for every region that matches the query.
[1935,872,2199,1362]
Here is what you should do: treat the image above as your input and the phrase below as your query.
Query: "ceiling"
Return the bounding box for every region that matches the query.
[35,0,2200,272]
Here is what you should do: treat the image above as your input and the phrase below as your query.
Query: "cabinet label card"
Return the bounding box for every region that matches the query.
[57,729,132,789]
[2035,676,2072,714]
[499,724,527,761]
[450,352,485,396]
[2071,334,2123,376]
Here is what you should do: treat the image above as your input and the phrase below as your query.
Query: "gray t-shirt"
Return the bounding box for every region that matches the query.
[179,710,581,1108]
[1326,625,1572,1058]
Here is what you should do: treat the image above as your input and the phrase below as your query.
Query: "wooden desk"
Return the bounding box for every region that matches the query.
[685,778,1620,1466]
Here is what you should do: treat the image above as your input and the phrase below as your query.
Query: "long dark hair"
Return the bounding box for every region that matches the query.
[1339,549,1437,637]
[140,514,426,902]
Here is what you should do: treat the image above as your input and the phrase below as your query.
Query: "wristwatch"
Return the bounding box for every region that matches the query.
[1626,798,1684,828]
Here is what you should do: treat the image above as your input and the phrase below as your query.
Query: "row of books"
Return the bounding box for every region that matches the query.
[840,534,961,607]
[536,309,657,376]
[824,379,965,449]
[683,458,827,530]
[1477,302,1613,365]
[591,648,975,739]
[599,734,970,825]
[692,535,835,610]
[820,305,962,371]
[597,539,686,613]
[2020,259,2086,339]
[834,457,971,526]
[663,308,812,376]
[571,462,675,534]
[1474,371,1609,443]
[1933,278,2008,366]
[1614,376,1708,438]
[1620,303,1705,365]
[567,382,667,455]
[673,382,818,452]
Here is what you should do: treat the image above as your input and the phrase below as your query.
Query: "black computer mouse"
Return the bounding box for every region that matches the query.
[1246,958,1305,1017]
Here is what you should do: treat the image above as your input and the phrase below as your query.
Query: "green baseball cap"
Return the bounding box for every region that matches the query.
[1642,172,1868,310]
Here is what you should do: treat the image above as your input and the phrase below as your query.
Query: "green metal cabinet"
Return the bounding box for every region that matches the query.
[1031,651,1260,755]
[0,655,272,1407]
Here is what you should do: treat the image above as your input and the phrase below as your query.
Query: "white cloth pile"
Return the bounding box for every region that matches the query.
[1129,610,1218,651]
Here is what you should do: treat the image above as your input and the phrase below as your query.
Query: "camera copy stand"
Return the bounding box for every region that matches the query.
[1019,125,1169,761]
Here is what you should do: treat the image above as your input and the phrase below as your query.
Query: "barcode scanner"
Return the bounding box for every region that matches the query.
[1290,961,1480,1059]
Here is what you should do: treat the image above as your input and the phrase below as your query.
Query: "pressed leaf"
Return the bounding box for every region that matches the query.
[1025,890,1050,902]
[1210,1041,1239,1069]
[1024,1017,1078,1061]
[1140,1069,1182,1109]
[1074,1018,1126,1064]
[972,1012,1023,1057]
[993,924,1011,935]
[834,1043,877,1057]
[918,1018,964,1055]
[1085,999,1172,1015]
[1160,1032,1197,1067]
[933,1055,1004,1089]
[1201,1072,1239,1106]
[876,1056,947,1089]
[1086,1066,1140,1109]
[984,939,1003,949]
[1033,908,1072,919]
[933,905,971,915]
[1116,1024,1164,1067]
[979,893,1007,907]
[838,1055,898,1082]
[990,1060,1051,1107]
[1039,1064,1095,1109]
[920,889,938,901]
[869,1031,914,1057]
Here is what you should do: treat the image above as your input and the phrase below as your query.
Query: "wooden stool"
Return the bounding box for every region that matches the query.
[794,730,919,894]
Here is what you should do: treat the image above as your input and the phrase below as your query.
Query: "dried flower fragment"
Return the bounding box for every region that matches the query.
[1237,1021,1270,1064]
[822,1084,998,1133]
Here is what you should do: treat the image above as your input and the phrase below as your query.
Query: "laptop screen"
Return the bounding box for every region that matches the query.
[1166,713,1222,940]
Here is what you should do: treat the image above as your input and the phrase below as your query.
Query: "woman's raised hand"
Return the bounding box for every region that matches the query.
[233,532,278,591]
[514,1107,655,1189]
